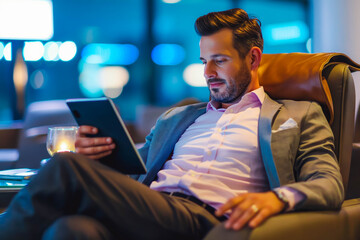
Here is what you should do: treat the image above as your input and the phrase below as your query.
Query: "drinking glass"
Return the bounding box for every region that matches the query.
[46,126,79,157]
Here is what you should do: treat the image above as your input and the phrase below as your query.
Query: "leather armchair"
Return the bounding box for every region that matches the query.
[347,101,360,199]
[204,53,360,240]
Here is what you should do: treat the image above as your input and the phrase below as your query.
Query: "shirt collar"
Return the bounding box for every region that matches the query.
[206,86,265,112]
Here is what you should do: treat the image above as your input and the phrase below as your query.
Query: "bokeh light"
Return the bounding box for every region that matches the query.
[4,42,12,61]
[29,69,46,89]
[59,41,77,61]
[151,44,185,65]
[81,43,139,65]
[263,21,309,45]
[99,66,130,98]
[183,63,206,87]
[79,63,130,98]
[43,41,60,61]
[79,63,103,98]
[0,0,53,40]
[23,41,44,61]
[162,0,181,3]
[0,42,4,60]
[306,38,312,53]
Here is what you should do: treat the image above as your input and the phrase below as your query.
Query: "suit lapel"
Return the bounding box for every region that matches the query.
[141,103,207,185]
[259,95,283,189]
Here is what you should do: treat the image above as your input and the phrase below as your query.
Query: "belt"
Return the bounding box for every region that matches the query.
[162,192,227,222]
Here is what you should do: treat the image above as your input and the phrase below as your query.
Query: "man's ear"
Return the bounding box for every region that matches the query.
[249,47,262,70]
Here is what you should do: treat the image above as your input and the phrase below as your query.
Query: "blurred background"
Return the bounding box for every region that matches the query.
[0,0,359,127]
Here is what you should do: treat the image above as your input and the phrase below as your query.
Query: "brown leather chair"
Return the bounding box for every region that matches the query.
[204,53,360,240]
[347,106,360,199]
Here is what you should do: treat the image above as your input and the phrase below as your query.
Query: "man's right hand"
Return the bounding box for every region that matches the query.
[75,125,116,160]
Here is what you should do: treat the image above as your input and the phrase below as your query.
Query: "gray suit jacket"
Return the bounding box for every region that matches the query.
[135,94,344,211]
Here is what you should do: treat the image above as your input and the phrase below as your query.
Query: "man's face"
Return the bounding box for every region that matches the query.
[200,28,252,105]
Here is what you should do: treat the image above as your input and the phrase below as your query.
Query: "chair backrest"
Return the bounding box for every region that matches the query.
[323,63,356,194]
[347,98,360,199]
[353,105,360,143]
[258,53,360,194]
[15,100,77,169]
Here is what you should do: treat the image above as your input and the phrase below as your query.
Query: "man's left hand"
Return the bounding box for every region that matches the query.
[215,191,285,230]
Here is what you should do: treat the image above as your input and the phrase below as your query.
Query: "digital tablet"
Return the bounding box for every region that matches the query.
[66,97,147,175]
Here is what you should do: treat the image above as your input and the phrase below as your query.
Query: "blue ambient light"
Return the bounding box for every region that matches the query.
[151,44,185,65]
[81,43,139,65]
[263,21,309,45]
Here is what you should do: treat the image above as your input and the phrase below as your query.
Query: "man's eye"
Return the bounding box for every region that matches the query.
[216,59,226,64]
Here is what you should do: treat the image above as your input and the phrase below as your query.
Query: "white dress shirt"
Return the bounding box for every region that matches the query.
[150,87,301,210]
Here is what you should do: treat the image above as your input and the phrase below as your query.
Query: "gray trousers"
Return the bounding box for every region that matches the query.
[0,152,220,240]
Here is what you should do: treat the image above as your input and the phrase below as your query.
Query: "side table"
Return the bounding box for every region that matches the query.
[0,181,27,213]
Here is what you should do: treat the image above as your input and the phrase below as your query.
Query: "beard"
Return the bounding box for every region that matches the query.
[208,67,251,104]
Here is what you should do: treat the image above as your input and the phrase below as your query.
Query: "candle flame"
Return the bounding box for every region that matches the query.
[58,142,70,152]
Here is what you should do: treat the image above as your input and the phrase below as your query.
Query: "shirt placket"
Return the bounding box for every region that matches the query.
[202,110,230,163]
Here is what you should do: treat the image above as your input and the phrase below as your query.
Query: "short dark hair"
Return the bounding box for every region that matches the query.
[195,8,263,58]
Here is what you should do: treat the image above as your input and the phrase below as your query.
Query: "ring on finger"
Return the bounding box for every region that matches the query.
[250,204,259,213]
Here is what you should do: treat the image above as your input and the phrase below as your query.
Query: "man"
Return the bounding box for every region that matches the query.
[0,8,343,240]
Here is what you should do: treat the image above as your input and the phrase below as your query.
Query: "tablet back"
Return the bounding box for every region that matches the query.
[66,98,147,174]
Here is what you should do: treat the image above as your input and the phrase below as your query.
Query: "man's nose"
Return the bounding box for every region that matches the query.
[204,62,217,79]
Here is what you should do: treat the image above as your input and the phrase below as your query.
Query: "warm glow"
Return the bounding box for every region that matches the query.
[99,66,129,98]
[47,127,78,156]
[58,142,71,152]
[13,50,28,90]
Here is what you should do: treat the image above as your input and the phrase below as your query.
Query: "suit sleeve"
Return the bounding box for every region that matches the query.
[284,102,344,210]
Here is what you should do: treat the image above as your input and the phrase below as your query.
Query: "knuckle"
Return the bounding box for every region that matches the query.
[260,208,272,217]
[235,205,246,212]
[228,198,237,205]
[79,126,89,134]
[75,148,83,154]
[231,197,243,205]
[91,138,98,145]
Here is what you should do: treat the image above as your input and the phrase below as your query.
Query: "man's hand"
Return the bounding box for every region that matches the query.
[75,125,116,160]
[215,191,285,230]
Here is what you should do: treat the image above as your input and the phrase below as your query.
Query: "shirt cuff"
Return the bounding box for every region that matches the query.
[274,186,306,211]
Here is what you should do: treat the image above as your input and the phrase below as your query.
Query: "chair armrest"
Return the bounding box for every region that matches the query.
[0,127,22,149]
[204,199,360,240]
[0,123,22,170]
